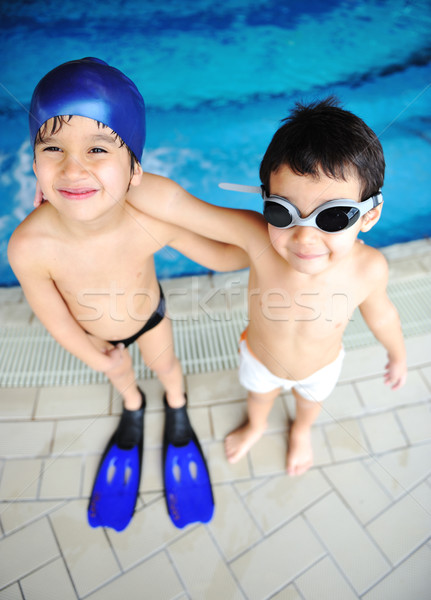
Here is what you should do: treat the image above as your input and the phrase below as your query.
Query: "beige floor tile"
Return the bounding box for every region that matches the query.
[316,383,364,424]
[361,412,407,454]
[39,456,83,499]
[0,500,63,535]
[366,482,431,565]
[0,301,33,325]
[271,586,302,600]
[324,419,370,461]
[20,557,77,600]
[141,490,163,505]
[0,287,23,303]
[36,384,110,418]
[186,369,245,405]
[52,416,117,455]
[0,518,59,589]
[136,377,165,411]
[140,447,163,493]
[246,470,330,534]
[296,556,358,600]
[144,410,164,447]
[211,401,247,440]
[420,365,431,388]
[387,257,428,278]
[323,461,391,524]
[0,388,37,419]
[356,370,429,411]
[366,443,431,499]
[82,455,103,497]
[205,442,251,483]
[231,516,324,600]
[0,583,23,600]
[234,478,267,496]
[339,346,386,383]
[169,526,243,600]
[249,433,287,476]
[310,426,332,467]
[50,499,120,597]
[362,544,431,600]
[0,459,42,501]
[396,403,431,444]
[0,422,54,458]
[106,498,181,569]
[209,484,261,560]
[85,551,183,600]
[305,492,390,593]
[212,397,287,441]
[188,406,213,442]
[403,334,431,368]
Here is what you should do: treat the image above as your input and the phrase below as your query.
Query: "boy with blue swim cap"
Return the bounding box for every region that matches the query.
[8,58,247,530]
[29,57,146,163]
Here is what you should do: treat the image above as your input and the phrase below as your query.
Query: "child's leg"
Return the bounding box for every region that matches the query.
[287,389,322,476]
[89,337,143,410]
[225,387,281,463]
[136,317,185,408]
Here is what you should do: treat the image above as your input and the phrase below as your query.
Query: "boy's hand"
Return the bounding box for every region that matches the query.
[384,357,407,390]
[33,181,46,208]
[102,343,126,374]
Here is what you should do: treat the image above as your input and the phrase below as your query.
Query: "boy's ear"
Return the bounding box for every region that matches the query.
[130,161,143,187]
[360,203,383,233]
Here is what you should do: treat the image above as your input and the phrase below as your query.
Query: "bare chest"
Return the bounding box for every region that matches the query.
[48,233,160,330]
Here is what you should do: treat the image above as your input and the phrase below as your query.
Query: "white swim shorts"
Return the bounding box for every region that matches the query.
[238,332,345,402]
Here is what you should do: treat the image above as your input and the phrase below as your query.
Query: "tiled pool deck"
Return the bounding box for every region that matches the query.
[0,239,430,600]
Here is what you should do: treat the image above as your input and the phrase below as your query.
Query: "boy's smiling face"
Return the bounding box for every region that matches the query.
[33,115,142,224]
[267,164,381,275]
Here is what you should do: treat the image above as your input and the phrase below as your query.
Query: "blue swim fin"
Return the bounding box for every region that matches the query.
[163,396,214,528]
[88,390,145,532]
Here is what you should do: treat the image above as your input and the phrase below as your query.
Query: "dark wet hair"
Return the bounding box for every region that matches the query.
[259,97,385,201]
[34,115,139,175]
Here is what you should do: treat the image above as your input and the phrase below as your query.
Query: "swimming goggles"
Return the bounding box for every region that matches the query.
[219,183,383,234]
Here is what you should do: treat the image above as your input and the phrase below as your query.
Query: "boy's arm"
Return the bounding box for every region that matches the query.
[359,258,407,390]
[166,225,249,272]
[8,232,124,374]
[129,173,263,252]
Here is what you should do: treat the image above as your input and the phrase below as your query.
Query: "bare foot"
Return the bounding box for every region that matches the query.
[286,423,313,476]
[225,422,266,464]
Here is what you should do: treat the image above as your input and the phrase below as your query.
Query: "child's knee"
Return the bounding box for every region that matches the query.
[151,352,180,378]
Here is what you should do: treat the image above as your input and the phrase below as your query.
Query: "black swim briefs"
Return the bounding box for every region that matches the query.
[107,283,166,348]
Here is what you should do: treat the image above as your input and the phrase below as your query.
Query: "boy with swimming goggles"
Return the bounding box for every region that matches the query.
[127,98,407,475]
[8,58,249,528]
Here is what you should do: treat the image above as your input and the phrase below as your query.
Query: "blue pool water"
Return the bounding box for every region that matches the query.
[1,0,430,284]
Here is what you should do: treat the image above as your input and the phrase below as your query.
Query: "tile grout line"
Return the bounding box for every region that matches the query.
[357,539,431,599]
[45,512,81,600]
[303,488,392,596]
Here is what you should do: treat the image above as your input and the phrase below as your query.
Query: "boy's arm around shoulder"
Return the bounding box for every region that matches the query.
[358,247,407,389]
[129,172,266,252]
[7,221,120,374]
[166,225,250,272]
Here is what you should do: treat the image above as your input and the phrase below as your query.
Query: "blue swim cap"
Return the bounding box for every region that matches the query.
[29,57,145,160]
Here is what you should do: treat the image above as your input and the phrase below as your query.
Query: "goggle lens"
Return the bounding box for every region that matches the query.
[263,201,293,228]
[315,206,360,232]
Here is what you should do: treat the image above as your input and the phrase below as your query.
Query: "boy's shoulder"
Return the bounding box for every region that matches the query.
[133,171,178,198]
[8,204,56,271]
[354,240,388,282]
